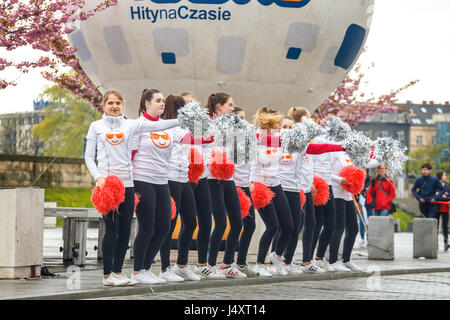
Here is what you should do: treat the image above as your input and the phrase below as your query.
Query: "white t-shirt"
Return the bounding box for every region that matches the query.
[250,144,281,187]
[84,114,179,187]
[330,151,353,201]
[132,117,187,185]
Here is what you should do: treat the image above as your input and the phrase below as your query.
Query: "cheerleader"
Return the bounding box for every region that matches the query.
[84,90,180,286]
[328,150,363,272]
[232,107,260,278]
[310,132,339,272]
[130,89,205,284]
[275,109,344,273]
[202,92,247,279]
[159,95,215,281]
[250,106,293,276]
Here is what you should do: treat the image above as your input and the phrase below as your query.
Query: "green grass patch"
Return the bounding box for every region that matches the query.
[45,188,94,208]
[391,208,415,232]
[45,188,94,227]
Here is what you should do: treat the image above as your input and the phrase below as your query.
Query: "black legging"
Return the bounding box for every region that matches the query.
[257,184,293,264]
[312,185,336,259]
[102,187,135,275]
[133,181,172,271]
[160,181,197,271]
[208,179,243,266]
[302,192,316,263]
[191,177,212,265]
[272,191,304,265]
[236,187,256,266]
[329,198,358,264]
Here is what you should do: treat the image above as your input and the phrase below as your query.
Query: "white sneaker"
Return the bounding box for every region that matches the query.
[266,264,280,276]
[160,266,184,283]
[329,261,351,272]
[146,270,168,284]
[194,265,226,280]
[130,270,153,285]
[314,258,335,272]
[343,260,364,273]
[114,273,137,286]
[253,263,272,277]
[219,265,247,279]
[103,273,131,286]
[268,252,288,276]
[301,263,326,273]
[283,263,302,275]
[211,265,228,279]
[173,264,201,281]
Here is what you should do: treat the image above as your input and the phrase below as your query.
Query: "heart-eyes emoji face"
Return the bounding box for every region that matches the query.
[105,130,125,145]
[150,131,171,149]
[280,152,293,165]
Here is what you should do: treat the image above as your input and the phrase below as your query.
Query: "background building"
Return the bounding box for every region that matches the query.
[355,101,450,154]
[433,112,450,168]
[0,100,49,156]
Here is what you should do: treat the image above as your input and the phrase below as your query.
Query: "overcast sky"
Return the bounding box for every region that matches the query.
[1,0,449,114]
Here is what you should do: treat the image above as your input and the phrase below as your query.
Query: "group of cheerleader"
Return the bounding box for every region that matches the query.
[85,89,381,287]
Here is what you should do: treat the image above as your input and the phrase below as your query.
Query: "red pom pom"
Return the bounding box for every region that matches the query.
[171,197,177,220]
[237,187,251,218]
[313,176,330,206]
[91,175,125,216]
[134,193,140,212]
[188,148,204,184]
[251,182,275,210]
[209,150,235,180]
[339,165,366,195]
[300,190,306,209]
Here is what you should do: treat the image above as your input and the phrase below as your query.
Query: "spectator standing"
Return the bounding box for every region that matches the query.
[411,163,445,219]
[367,165,396,216]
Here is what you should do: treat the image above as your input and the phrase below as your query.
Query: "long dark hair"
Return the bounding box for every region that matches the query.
[204,92,230,117]
[161,95,185,120]
[139,88,161,116]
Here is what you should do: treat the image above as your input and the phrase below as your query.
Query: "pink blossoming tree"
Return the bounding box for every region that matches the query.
[315,59,419,126]
[0,0,118,112]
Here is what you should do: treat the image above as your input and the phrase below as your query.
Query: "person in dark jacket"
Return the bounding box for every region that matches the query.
[367,165,396,216]
[411,163,445,219]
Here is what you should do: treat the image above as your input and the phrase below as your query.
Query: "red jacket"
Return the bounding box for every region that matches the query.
[367,177,396,210]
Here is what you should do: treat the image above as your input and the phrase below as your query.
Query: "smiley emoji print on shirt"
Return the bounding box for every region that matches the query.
[105,130,125,145]
[150,131,172,149]
[280,152,293,165]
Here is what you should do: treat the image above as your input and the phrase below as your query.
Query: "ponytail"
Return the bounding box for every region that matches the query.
[161,94,185,119]
[204,92,230,117]
[253,106,283,129]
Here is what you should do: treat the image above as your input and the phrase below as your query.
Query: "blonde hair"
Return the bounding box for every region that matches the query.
[253,106,283,129]
[288,107,310,123]
[102,90,123,108]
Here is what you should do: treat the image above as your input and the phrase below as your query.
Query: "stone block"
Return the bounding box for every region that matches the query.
[413,218,438,259]
[368,216,394,260]
[0,188,44,279]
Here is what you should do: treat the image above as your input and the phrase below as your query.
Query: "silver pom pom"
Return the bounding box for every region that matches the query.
[326,116,351,142]
[235,120,258,165]
[342,131,372,168]
[282,118,324,154]
[212,113,258,164]
[177,101,212,138]
[374,137,409,178]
